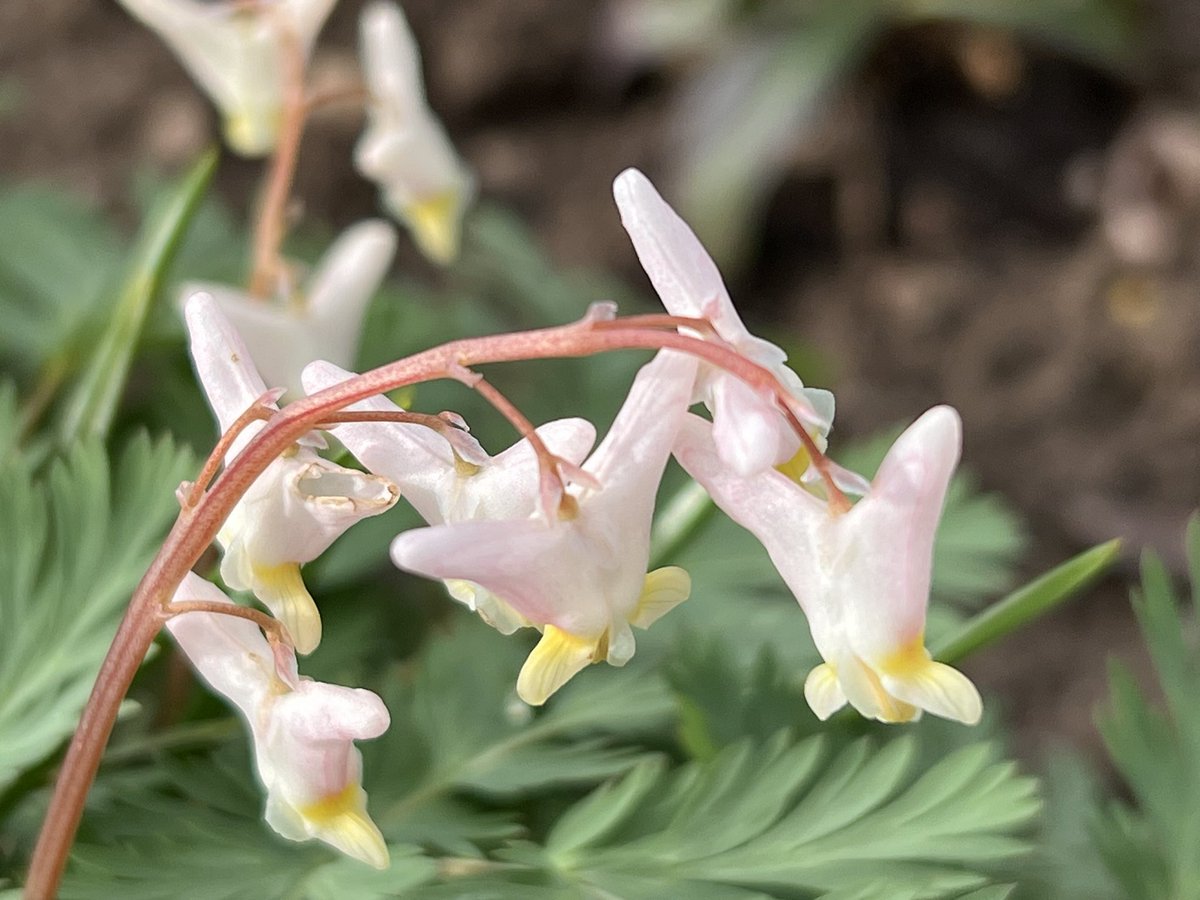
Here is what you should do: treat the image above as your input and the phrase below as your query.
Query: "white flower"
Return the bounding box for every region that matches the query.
[673,406,983,725]
[389,351,697,705]
[302,359,596,634]
[613,167,835,477]
[355,1,473,264]
[185,292,399,653]
[116,0,336,156]
[186,220,397,401]
[166,573,391,868]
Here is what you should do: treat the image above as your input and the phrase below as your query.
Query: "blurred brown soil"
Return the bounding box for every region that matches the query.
[3,0,1200,766]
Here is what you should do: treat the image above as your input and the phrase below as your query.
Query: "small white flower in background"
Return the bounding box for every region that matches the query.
[116,0,336,156]
[356,1,474,265]
[613,167,835,479]
[674,405,982,725]
[302,359,597,634]
[186,220,397,401]
[166,573,391,868]
[186,292,399,654]
[390,351,698,706]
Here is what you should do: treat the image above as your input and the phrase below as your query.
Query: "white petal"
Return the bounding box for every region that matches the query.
[613,168,742,334]
[305,219,397,332]
[707,373,798,476]
[184,291,273,446]
[356,1,473,263]
[842,406,961,663]
[803,663,847,721]
[164,573,278,717]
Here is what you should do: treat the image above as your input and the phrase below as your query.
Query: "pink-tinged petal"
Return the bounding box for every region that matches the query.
[613,168,741,335]
[185,291,273,437]
[164,573,278,717]
[842,406,961,662]
[475,417,597,520]
[586,350,697,488]
[391,518,592,633]
[708,374,799,477]
[673,413,825,585]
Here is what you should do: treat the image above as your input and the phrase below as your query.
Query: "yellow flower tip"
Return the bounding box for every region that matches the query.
[803,663,846,721]
[404,190,463,265]
[774,445,813,486]
[516,625,601,706]
[630,566,691,629]
[878,636,983,726]
[222,110,279,158]
[300,785,390,870]
[252,561,322,655]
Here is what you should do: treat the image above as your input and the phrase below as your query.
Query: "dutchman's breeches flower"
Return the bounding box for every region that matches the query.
[390,351,699,705]
[356,1,474,264]
[302,360,596,634]
[166,574,391,868]
[186,220,398,401]
[116,0,336,156]
[673,406,983,725]
[613,167,836,478]
[185,293,399,654]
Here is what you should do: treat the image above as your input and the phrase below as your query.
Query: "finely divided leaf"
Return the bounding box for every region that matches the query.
[0,432,193,790]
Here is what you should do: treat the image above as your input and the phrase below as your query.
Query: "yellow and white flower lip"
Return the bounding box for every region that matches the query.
[166,573,391,869]
[673,405,983,726]
[613,167,835,478]
[389,351,698,706]
[355,1,474,264]
[185,293,400,654]
[116,0,337,157]
[302,359,597,635]
[184,220,397,403]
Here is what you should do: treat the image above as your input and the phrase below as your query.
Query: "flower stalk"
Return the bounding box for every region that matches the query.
[24,310,845,896]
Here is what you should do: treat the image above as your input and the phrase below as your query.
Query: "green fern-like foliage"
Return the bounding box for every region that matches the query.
[1092,516,1200,898]
[0,410,193,791]
[428,732,1038,898]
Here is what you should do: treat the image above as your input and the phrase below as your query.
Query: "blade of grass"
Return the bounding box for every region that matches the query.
[934,539,1121,664]
[57,148,218,444]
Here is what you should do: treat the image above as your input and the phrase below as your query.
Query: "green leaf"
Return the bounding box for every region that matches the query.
[57,150,218,444]
[433,733,1038,898]
[1092,516,1200,898]
[364,614,675,850]
[0,186,122,380]
[934,540,1121,665]
[0,431,194,792]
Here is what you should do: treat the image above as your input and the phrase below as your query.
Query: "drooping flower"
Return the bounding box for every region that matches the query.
[185,292,399,653]
[390,351,698,704]
[302,359,596,634]
[355,1,474,264]
[673,406,982,725]
[116,0,336,156]
[186,220,397,401]
[166,573,390,867]
[613,167,835,478]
